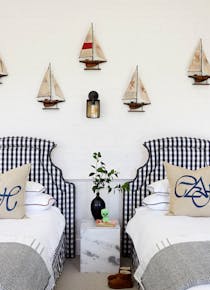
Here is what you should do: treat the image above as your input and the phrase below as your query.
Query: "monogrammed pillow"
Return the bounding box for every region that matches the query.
[164,162,210,216]
[0,164,31,219]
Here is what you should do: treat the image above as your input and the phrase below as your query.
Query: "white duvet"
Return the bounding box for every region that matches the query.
[0,207,65,290]
[126,207,210,290]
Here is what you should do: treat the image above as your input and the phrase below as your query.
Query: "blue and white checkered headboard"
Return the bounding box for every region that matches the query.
[0,136,75,258]
[122,137,210,256]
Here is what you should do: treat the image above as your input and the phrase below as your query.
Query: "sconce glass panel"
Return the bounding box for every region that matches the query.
[86,91,100,118]
[86,100,100,118]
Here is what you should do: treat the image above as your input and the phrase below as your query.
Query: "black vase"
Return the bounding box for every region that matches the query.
[91,193,106,220]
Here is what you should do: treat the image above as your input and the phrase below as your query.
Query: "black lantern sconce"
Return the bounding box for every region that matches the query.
[86,91,100,118]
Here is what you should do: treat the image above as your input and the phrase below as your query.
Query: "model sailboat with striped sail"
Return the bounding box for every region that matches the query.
[37,63,65,109]
[0,56,8,84]
[79,23,107,70]
[188,39,210,85]
[122,65,151,112]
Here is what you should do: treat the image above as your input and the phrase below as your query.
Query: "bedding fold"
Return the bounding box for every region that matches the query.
[142,241,210,290]
[0,242,50,290]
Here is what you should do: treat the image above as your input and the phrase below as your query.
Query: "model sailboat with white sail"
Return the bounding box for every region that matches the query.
[188,39,210,85]
[37,63,65,109]
[122,66,151,112]
[0,56,8,84]
[79,23,107,70]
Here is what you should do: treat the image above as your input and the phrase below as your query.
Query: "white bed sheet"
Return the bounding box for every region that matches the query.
[0,206,65,290]
[126,206,210,290]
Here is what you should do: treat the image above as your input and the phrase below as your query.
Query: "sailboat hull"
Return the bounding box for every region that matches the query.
[123,102,146,112]
[41,99,62,108]
[124,102,150,109]
[80,59,106,70]
[128,102,143,109]
[188,74,210,83]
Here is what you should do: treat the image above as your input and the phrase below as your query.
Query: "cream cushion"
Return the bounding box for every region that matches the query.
[0,164,30,219]
[164,162,210,216]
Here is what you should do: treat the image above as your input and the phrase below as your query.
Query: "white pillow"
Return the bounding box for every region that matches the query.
[25,193,56,215]
[142,193,169,211]
[26,181,45,193]
[25,191,44,198]
[147,179,170,195]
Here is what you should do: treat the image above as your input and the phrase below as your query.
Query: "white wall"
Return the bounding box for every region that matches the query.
[1,0,210,252]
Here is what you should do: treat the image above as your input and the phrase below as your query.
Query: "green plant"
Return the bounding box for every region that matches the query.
[89,152,129,195]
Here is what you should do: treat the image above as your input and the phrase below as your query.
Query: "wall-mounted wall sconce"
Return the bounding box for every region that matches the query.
[86,91,100,118]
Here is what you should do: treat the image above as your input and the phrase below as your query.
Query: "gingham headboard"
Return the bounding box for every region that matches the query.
[122,136,210,256]
[0,136,75,258]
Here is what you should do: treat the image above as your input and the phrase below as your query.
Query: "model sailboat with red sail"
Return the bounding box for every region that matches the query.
[79,23,107,70]
[122,65,151,112]
[37,63,65,109]
[188,39,210,85]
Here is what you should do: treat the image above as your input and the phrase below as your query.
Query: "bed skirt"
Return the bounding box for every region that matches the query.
[52,232,66,281]
[132,245,139,274]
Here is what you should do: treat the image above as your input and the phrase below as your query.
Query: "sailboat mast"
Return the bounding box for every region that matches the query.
[136,65,138,103]
[91,23,94,61]
[49,63,52,100]
[200,39,203,75]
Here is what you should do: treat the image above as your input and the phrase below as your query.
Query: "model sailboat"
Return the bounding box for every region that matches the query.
[122,66,151,112]
[0,56,8,84]
[79,23,107,70]
[188,39,210,85]
[37,63,65,109]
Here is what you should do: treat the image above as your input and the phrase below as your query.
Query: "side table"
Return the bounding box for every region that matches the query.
[80,220,120,273]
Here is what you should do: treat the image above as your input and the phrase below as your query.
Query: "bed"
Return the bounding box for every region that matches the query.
[0,136,76,290]
[122,137,210,290]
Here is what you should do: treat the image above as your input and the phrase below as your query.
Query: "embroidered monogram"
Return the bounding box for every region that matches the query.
[175,175,210,208]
